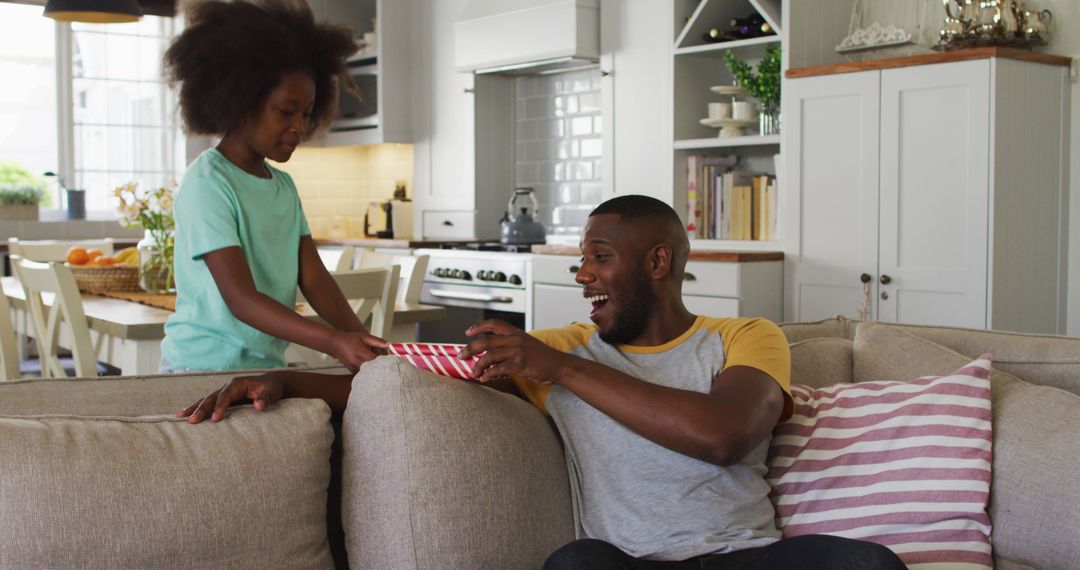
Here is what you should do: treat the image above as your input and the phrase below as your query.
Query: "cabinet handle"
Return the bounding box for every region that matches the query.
[430,290,513,303]
[683,272,697,282]
[568,265,580,273]
[879,274,892,285]
[860,273,872,284]
[442,220,454,226]
[464,87,475,94]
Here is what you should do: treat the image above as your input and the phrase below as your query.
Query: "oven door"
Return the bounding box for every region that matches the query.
[418,282,527,344]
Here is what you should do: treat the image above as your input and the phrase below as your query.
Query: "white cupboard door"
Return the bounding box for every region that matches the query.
[785,71,880,322]
[533,284,593,330]
[878,60,990,328]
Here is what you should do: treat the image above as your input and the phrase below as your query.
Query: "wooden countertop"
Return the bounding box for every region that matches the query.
[313,237,471,249]
[787,47,1071,79]
[531,244,783,262]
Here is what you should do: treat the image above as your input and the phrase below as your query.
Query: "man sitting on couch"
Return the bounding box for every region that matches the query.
[181,195,904,569]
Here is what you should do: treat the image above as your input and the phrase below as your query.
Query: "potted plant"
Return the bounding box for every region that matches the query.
[0,162,47,221]
[724,46,782,134]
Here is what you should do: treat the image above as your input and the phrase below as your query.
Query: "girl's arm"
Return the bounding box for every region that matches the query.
[295,235,367,333]
[203,246,385,371]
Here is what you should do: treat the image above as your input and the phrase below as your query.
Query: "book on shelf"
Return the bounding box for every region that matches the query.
[685,155,776,242]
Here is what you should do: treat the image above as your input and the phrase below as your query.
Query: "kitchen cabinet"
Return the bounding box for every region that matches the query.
[784,53,1070,333]
[531,253,781,330]
[670,0,785,252]
[411,0,513,241]
[308,0,413,147]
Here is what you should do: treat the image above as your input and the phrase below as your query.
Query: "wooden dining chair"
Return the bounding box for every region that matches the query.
[0,290,22,380]
[336,246,429,304]
[9,255,119,378]
[8,238,114,262]
[288,265,401,367]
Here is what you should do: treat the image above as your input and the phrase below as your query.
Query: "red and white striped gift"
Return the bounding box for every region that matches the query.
[767,355,994,570]
[387,343,481,380]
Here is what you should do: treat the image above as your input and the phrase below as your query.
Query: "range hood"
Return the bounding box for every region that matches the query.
[455,0,599,75]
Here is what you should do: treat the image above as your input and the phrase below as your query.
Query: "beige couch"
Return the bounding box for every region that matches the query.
[1,318,1078,569]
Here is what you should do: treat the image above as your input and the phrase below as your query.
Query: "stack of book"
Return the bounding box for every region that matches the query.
[686,155,778,241]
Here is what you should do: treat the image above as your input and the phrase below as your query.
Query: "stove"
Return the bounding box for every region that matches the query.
[415,248,534,342]
[438,241,535,253]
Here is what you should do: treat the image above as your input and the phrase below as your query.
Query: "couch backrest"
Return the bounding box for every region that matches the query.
[781,317,1080,396]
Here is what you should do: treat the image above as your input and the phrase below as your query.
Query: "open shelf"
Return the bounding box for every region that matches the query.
[674,35,780,59]
[675,134,781,150]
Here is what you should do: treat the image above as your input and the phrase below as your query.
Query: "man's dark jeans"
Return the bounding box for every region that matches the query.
[544,535,908,570]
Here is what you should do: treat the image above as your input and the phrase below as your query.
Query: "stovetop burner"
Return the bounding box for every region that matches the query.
[440,242,534,253]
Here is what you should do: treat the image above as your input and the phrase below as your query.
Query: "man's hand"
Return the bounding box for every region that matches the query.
[330,330,389,372]
[177,373,285,424]
[458,319,569,384]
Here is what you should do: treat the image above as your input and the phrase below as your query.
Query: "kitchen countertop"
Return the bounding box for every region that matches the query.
[531,244,783,262]
[313,237,470,249]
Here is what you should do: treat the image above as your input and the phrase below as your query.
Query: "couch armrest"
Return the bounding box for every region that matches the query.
[341,356,575,570]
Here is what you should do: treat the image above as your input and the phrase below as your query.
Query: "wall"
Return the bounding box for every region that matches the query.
[857,0,1079,334]
[514,69,604,238]
[272,144,413,239]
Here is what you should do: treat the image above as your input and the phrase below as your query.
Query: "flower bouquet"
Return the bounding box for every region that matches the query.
[115,182,176,294]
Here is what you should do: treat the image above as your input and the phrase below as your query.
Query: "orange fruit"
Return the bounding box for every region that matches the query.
[95,256,117,267]
[66,247,90,265]
[86,249,104,262]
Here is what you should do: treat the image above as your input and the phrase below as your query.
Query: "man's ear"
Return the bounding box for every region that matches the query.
[647,244,673,280]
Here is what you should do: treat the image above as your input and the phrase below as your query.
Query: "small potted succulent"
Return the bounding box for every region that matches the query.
[0,162,47,221]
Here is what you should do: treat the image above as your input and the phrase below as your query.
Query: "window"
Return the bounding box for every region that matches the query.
[0,4,181,215]
[70,17,183,213]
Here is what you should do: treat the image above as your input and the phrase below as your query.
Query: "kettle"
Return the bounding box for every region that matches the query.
[500,187,547,245]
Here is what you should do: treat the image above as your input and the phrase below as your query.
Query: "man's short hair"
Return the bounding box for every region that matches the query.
[589,195,683,227]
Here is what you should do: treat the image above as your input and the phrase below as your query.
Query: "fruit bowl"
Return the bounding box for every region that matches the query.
[66,264,142,294]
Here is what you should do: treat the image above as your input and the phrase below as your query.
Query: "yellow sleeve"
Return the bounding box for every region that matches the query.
[707,317,794,421]
[511,323,595,415]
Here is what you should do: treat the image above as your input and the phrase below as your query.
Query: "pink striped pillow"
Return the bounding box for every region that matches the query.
[767,355,993,569]
[387,343,481,380]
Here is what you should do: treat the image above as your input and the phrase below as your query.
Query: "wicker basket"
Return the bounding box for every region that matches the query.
[66,264,142,294]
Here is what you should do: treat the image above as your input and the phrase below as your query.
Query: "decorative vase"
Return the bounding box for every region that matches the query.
[137,230,175,294]
[759,103,781,135]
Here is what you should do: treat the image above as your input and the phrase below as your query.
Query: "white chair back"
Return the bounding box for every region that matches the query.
[0,291,22,380]
[337,246,429,305]
[8,238,115,262]
[290,265,400,367]
[9,255,99,378]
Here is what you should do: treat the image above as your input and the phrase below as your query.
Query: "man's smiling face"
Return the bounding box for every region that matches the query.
[576,213,657,345]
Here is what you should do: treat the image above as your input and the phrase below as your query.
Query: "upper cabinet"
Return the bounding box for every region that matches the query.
[670,0,786,252]
[309,0,413,147]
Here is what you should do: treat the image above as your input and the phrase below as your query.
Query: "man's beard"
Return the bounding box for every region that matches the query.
[597,264,656,345]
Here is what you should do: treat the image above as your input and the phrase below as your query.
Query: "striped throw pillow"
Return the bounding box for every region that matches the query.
[766,356,993,569]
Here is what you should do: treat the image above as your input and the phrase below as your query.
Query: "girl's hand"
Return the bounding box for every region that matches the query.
[177,373,285,424]
[331,330,389,372]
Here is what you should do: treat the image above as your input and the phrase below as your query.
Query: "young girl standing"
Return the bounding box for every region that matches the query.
[160,0,383,372]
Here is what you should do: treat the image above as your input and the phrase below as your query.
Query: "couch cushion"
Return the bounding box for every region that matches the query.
[789,337,853,388]
[853,322,1080,570]
[341,356,574,570]
[768,357,994,569]
[869,321,1080,396]
[0,399,334,569]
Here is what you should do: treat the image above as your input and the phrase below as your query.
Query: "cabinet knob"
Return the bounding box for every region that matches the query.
[569,265,580,273]
[683,272,697,282]
[860,273,872,284]
[881,291,889,300]
[879,274,892,285]
[442,220,454,226]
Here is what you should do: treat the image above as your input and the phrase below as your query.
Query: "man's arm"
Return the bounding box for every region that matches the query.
[459,320,784,466]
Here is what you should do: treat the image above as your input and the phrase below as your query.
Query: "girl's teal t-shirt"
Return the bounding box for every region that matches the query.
[161,148,311,371]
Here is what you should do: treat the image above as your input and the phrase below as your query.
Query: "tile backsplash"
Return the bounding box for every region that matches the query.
[515,69,603,237]
[272,143,413,239]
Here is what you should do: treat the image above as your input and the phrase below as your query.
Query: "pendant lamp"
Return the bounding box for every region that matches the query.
[44,0,142,23]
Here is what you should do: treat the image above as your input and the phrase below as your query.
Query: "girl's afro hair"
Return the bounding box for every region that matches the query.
[163,0,359,139]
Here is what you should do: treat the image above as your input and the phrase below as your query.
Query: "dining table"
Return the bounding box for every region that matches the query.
[1,276,446,376]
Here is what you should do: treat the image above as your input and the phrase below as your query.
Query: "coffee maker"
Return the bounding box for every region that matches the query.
[364,183,413,239]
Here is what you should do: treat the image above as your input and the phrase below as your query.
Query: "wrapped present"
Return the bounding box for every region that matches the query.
[387,343,481,380]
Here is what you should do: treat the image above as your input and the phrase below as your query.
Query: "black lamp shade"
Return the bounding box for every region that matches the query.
[44,0,142,23]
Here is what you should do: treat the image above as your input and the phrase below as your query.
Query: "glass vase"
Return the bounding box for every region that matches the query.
[759,104,781,135]
[137,230,175,294]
